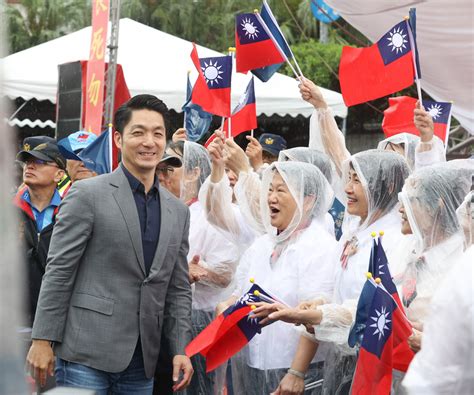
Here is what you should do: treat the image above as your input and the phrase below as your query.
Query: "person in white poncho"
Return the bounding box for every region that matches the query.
[402,187,473,395]
[165,140,240,395]
[254,150,410,395]
[216,161,338,395]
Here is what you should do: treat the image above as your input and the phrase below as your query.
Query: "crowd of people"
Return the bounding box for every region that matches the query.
[17,78,473,395]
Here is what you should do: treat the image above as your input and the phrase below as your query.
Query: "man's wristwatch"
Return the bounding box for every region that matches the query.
[287,368,305,379]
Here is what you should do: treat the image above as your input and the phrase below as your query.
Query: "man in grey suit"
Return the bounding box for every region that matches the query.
[26,95,194,394]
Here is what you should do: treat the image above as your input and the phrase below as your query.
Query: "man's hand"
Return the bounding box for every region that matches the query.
[297,299,325,311]
[224,138,252,176]
[245,135,264,171]
[298,78,328,110]
[172,355,194,392]
[271,372,305,395]
[26,340,55,388]
[408,328,423,353]
[172,128,187,143]
[414,101,434,143]
[188,255,207,284]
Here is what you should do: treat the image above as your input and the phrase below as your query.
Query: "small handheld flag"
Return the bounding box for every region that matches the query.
[382,96,453,144]
[222,77,257,138]
[235,12,284,73]
[185,283,276,372]
[182,72,213,142]
[339,19,416,106]
[190,43,232,117]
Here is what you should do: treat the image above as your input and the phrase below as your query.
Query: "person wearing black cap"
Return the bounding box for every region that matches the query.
[13,137,66,328]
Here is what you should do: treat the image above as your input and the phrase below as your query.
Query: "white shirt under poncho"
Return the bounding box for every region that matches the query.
[233,218,337,370]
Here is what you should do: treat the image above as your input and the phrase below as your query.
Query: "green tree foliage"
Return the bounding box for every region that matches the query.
[7,0,90,54]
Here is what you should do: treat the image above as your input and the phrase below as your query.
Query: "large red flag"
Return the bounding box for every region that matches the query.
[235,13,284,73]
[339,20,415,107]
[190,43,232,117]
[382,96,453,143]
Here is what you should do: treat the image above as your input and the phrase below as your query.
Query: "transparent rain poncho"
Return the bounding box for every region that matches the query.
[260,161,335,244]
[235,147,338,237]
[456,191,474,249]
[180,141,211,203]
[377,133,420,170]
[341,149,410,237]
[229,161,337,395]
[395,163,473,324]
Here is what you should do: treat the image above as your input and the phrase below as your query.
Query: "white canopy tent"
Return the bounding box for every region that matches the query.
[1,18,347,121]
[325,0,473,134]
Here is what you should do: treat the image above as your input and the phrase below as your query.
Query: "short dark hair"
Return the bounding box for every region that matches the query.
[114,94,170,134]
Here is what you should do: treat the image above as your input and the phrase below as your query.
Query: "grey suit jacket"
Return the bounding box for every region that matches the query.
[32,166,192,378]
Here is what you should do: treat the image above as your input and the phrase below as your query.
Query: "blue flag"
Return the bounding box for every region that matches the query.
[79,129,111,175]
[251,0,293,82]
[182,73,212,142]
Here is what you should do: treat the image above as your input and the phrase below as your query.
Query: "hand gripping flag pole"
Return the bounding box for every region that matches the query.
[254,10,301,80]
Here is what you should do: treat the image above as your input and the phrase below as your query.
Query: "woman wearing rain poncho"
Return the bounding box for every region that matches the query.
[393,165,474,394]
[215,160,337,394]
[401,188,474,394]
[252,149,410,394]
[209,132,341,241]
[166,140,240,395]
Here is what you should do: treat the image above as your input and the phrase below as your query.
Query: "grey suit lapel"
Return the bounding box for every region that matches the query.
[110,167,146,276]
[147,187,173,280]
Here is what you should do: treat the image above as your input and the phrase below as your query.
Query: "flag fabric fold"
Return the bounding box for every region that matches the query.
[382,96,452,143]
[78,129,112,175]
[182,73,213,142]
[190,43,232,117]
[235,13,284,73]
[223,77,257,138]
[185,283,274,372]
[339,20,415,106]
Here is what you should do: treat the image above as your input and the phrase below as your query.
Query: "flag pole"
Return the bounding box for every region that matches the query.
[254,10,301,80]
[262,0,304,78]
[228,117,232,140]
[183,70,191,129]
[250,129,254,138]
[405,17,422,106]
[107,123,113,173]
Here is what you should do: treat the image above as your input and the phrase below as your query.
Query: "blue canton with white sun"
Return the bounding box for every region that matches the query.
[377,21,412,66]
[236,13,270,44]
[199,56,232,89]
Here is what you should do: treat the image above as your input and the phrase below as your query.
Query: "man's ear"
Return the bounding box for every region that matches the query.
[54,169,65,184]
[114,130,122,150]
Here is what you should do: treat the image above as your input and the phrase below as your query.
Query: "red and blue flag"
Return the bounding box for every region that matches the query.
[190,43,232,117]
[352,285,412,394]
[185,283,274,372]
[382,96,452,144]
[223,77,257,137]
[339,20,416,106]
[235,13,284,73]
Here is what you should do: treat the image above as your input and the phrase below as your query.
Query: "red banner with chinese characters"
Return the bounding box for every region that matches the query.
[83,0,110,135]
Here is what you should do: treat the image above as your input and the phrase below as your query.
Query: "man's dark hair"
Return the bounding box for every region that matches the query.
[114,94,170,134]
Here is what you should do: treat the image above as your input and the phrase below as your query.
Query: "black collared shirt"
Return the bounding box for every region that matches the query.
[122,164,161,275]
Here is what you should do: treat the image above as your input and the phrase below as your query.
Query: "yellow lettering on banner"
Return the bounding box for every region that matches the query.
[91,28,105,60]
[95,0,108,15]
[88,74,101,106]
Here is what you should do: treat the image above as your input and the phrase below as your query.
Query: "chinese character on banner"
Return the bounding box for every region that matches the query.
[83,0,110,135]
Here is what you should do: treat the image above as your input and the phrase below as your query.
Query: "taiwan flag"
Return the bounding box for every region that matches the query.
[382,96,452,144]
[374,238,415,372]
[235,13,284,73]
[190,43,232,117]
[185,283,274,372]
[339,20,415,106]
[352,286,412,394]
[223,77,257,137]
[251,0,293,82]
